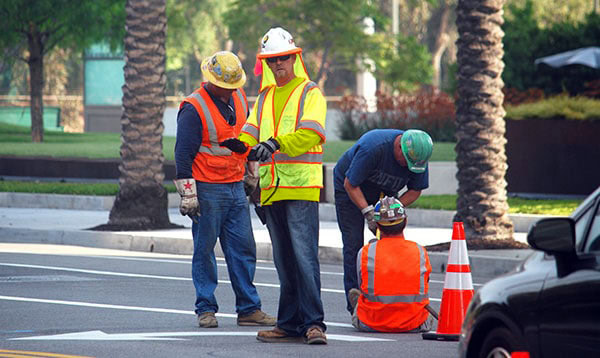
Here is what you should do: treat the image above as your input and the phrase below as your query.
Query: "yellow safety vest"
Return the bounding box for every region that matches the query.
[242,79,326,192]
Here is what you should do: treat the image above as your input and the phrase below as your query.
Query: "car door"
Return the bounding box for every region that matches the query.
[538,195,600,357]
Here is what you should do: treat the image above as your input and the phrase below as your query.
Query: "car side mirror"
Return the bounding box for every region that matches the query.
[528,218,578,278]
[527,217,575,254]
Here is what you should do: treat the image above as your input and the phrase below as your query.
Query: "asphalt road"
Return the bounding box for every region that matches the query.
[0,243,493,358]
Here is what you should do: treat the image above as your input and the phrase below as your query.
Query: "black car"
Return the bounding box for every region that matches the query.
[458,186,600,358]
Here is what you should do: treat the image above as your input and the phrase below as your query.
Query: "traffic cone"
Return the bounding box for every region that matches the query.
[422,222,474,341]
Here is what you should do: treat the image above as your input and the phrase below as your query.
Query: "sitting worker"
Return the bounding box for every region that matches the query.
[348,196,434,333]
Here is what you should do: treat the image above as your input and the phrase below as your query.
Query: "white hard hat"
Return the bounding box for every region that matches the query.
[374,196,406,226]
[258,27,302,59]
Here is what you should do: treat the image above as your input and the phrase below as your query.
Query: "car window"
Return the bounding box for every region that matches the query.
[575,204,594,249]
[583,202,600,253]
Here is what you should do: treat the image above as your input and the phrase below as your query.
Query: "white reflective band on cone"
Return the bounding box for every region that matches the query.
[443,272,474,290]
[447,240,470,265]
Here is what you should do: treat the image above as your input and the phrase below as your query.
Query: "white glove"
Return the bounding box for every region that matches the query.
[174,178,200,222]
[361,205,377,235]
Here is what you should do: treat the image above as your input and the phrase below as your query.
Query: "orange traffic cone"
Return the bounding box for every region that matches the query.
[422,222,474,341]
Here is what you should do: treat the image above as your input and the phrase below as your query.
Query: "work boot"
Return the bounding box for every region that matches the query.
[348,288,361,311]
[256,327,303,343]
[304,326,327,345]
[237,309,276,326]
[197,312,218,328]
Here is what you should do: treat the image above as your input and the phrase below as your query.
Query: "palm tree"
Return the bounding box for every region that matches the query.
[453,0,514,241]
[106,0,175,230]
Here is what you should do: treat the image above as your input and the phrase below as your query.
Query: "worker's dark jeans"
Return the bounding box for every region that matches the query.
[191,181,261,316]
[264,200,326,336]
[334,190,368,314]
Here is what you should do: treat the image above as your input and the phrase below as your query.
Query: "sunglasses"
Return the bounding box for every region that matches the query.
[266,55,291,63]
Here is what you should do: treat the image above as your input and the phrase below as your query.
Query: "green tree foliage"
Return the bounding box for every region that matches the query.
[370,34,433,93]
[506,0,595,27]
[165,0,232,95]
[224,0,383,91]
[166,0,230,71]
[503,0,600,95]
[0,0,125,142]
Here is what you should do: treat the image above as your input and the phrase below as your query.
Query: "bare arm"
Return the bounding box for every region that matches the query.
[344,177,369,211]
[398,189,422,207]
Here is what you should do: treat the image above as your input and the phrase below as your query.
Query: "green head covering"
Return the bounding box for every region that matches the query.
[401,129,433,174]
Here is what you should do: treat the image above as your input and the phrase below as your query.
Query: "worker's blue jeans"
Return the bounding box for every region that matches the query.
[334,189,367,314]
[264,200,326,336]
[191,181,261,316]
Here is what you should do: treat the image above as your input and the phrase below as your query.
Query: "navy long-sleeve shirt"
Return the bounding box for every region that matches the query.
[174,84,246,179]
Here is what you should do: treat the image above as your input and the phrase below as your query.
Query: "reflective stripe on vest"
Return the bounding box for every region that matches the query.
[363,241,429,304]
[251,79,325,190]
[186,89,246,156]
[252,81,325,138]
[263,152,323,164]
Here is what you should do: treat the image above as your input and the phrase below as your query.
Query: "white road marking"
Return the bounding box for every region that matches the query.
[0,262,348,294]
[9,329,393,342]
[94,255,345,276]
[0,262,441,300]
[0,295,353,328]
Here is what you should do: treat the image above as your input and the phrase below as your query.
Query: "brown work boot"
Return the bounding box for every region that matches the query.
[256,327,303,343]
[304,326,327,345]
[237,309,276,326]
[348,288,361,311]
[197,312,218,328]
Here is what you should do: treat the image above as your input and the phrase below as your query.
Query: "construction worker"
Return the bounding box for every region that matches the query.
[348,196,434,332]
[334,128,433,314]
[226,27,328,344]
[173,51,275,329]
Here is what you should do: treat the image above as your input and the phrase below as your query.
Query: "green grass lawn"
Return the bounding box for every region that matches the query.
[0,180,581,216]
[0,123,456,163]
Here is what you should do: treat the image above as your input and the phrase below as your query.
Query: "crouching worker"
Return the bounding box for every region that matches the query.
[348,196,434,332]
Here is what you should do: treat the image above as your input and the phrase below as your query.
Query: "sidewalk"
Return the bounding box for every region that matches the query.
[0,194,539,277]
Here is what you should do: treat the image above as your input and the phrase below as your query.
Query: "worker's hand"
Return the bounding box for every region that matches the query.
[361,205,377,235]
[219,138,248,154]
[243,161,259,196]
[173,178,200,223]
[253,137,280,162]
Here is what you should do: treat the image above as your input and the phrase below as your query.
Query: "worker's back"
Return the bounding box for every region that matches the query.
[356,236,432,332]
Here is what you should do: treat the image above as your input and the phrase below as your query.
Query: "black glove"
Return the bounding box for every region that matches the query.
[254,138,280,162]
[219,138,248,154]
[248,148,259,161]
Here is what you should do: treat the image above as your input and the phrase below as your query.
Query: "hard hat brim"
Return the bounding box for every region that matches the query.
[201,57,247,89]
[257,47,302,59]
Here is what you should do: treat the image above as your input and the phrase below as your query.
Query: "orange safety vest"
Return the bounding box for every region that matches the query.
[180,84,249,183]
[356,234,432,332]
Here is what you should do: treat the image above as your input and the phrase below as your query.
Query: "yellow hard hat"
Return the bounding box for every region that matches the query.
[201,51,246,89]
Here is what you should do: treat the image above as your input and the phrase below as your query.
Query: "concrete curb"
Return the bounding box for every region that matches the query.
[0,226,530,276]
[0,192,181,211]
[1,193,543,232]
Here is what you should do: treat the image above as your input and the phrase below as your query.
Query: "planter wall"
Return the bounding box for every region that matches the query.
[505,118,600,196]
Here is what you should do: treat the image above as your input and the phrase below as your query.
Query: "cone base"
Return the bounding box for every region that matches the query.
[421,331,460,341]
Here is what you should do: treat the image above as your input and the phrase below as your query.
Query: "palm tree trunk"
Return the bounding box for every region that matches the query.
[453,0,514,240]
[107,0,174,230]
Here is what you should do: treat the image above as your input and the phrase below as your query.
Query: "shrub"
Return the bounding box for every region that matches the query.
[337,95,370,140]
[503,87,545,105]
[505,95,600,121]
[338,88,456,141]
